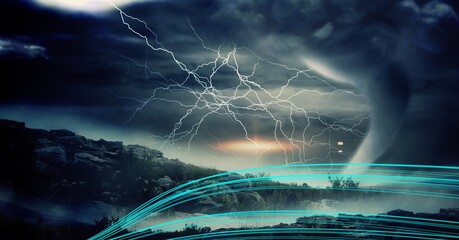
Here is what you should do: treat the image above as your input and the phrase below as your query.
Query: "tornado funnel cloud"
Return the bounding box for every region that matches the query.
[350,64,409,167]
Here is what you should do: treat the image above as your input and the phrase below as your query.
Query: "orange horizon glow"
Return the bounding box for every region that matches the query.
[215,138,296,154]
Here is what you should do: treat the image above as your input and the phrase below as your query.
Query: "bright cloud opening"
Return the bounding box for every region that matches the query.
[32,0,147,13]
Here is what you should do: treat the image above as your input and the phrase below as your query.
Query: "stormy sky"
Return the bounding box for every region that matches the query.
[0,0,458,170]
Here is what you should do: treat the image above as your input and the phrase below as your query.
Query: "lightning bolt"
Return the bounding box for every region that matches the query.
[106,1,369,165]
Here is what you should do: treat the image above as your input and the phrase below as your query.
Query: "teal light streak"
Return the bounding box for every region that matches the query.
[90,164,459,240]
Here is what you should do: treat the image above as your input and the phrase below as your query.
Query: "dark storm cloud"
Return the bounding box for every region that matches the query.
[153,0,458,166]
[2,0,458,92]
[0,0,458,166]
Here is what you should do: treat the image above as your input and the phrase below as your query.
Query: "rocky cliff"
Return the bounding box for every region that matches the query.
[0,119,207,204]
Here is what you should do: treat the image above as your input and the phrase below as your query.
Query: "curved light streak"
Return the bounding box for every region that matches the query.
[90,164,459,240]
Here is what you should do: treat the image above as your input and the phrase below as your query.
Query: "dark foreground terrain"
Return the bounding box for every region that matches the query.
[145,208,459,239]
[1,208,458,239]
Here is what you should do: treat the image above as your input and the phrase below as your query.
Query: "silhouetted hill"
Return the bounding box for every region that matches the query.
[0,119,223,207]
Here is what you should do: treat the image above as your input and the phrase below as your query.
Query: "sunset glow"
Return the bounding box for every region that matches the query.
[216,138,293,154]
